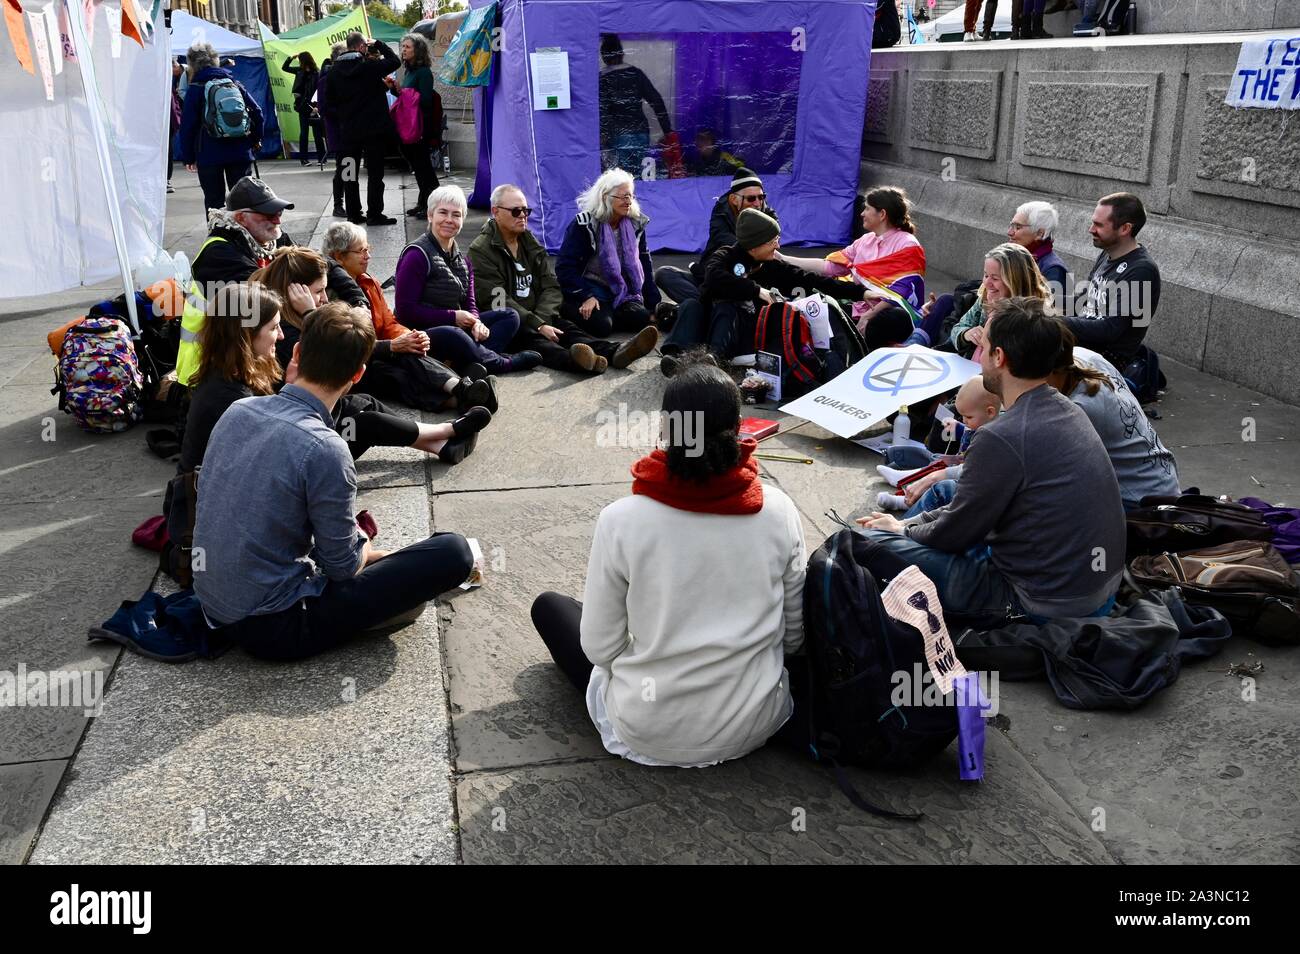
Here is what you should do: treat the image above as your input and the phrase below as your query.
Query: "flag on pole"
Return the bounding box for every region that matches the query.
[4,0,34,74]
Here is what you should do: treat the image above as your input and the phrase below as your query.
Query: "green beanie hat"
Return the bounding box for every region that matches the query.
[735,207,780,250]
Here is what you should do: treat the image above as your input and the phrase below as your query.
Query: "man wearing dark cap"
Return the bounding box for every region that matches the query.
[191,177,296,286]
[178,177,298,385]
[654,166,780,311]
[598,33,673,173]
[661,207,866,371]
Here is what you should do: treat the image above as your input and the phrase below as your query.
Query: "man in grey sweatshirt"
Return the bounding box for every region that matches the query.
[858,298,1126,622]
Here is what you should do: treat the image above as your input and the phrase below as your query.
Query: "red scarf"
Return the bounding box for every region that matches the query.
[630,438,764,515]
[1027,237,1055,260]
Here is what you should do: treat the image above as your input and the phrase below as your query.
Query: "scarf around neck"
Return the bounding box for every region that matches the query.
[598,216,645,308]
[630,438,764,515]
[1027,236,1055,259]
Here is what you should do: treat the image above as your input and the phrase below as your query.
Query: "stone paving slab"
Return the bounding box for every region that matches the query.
[0,762,65,866]
[0,497,157,764]
[456,733,1115,865]
[29,484,460,865]
[993,650,1300,865]
[434,484,623,771]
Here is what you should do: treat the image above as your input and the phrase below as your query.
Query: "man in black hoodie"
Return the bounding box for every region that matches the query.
[326,32,401,226]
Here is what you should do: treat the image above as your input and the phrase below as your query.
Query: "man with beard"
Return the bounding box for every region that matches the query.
[855,297,1125,623]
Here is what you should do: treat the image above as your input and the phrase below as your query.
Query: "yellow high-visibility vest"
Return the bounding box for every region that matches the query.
[174,236,227,386]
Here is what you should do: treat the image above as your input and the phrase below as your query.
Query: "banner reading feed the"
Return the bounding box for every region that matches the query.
[1225,34,1300,109]
[780,346,982,439]
[263,7,370,149]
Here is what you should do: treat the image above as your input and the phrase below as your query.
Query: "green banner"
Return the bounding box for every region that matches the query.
[262,7,371,154]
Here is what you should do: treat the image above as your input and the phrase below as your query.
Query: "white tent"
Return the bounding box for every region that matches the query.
[169,10,262,57]
[0,3,169,304]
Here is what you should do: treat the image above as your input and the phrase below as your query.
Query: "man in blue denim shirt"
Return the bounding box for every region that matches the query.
[194,303,475,660]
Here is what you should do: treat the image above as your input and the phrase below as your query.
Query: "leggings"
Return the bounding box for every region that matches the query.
[335,393,419,459]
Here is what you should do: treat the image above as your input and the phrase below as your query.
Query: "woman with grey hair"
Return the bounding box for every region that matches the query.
[321,221,496,412]
[555,169,661,337]
[177,41,263,214]
[393,185,542,375]
[1007,199,1068,293]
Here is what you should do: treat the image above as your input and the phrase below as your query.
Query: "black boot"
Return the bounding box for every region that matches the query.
[1032,11,1053,37]
[1010,0,1024,38]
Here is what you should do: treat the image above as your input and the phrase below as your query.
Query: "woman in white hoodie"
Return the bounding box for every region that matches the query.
[531,362,807,767]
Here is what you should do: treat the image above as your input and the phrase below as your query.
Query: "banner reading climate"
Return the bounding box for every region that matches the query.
[262,7,371,152]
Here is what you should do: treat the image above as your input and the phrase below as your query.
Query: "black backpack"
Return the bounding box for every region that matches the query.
[160,468,201,589]
[801,528,959,818]
[872,0,901,48]
[1126,494,1273,557]
[1122,343,1166,405]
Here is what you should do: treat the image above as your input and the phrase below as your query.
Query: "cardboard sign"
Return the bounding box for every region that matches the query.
[780,345,981,439]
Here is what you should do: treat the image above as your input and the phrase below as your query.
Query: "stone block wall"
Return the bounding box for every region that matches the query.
[861,38,1300,404]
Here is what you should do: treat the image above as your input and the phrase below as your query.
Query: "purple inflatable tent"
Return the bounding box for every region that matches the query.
[469,0,877,253]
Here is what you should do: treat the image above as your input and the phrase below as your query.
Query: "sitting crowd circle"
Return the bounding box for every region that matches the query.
[171,51,1170,765]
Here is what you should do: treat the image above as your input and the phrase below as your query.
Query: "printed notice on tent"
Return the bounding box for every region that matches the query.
[780,345,981,439]
[1225,34,1300,109]
[529,50,570,110]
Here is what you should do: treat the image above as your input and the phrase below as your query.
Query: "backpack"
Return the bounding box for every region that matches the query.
[160,468,201,589]
[1128,541,1300,646]
[52,317,143,434]
[1122,343,1165,405]
[203,77,250,139]
[801,529,960,818]
[1126,494,1273,557]
[872,0,901,48]
[754,302,823,397]
[1098,0,1136,35]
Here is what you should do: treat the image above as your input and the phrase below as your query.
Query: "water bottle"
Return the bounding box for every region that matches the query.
[893,405,910,444]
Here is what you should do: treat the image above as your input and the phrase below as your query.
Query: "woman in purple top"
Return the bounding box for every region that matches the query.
[394,185,542,375]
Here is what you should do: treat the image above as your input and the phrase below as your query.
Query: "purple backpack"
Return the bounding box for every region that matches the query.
[53,317,143,434]
[1241,498,1300,565]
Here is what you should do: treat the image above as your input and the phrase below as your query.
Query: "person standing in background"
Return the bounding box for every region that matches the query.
[282,51,326,167]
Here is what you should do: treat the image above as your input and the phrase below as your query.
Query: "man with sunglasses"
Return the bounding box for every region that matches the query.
[654,167,780,311]
[469,184,658,375]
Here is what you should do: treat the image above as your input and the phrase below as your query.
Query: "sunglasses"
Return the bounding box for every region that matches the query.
[740,193,767,204]
[498,206,533,218]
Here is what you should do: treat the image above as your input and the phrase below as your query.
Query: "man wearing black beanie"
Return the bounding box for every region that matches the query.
[654,167,781,316]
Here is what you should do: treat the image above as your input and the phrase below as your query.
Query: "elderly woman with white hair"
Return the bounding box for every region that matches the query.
[321,221,498,413]
[393,185,543,375]
[1007,200,1068,295]
[177,41,264,214]
[555,169,661,337]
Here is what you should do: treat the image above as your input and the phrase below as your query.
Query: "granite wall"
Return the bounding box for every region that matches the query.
[861,38,1300,404]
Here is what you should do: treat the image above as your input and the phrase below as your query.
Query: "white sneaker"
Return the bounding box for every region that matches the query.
[877,464,923,487]
[963,31,978,41]
[876,491,908,512]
